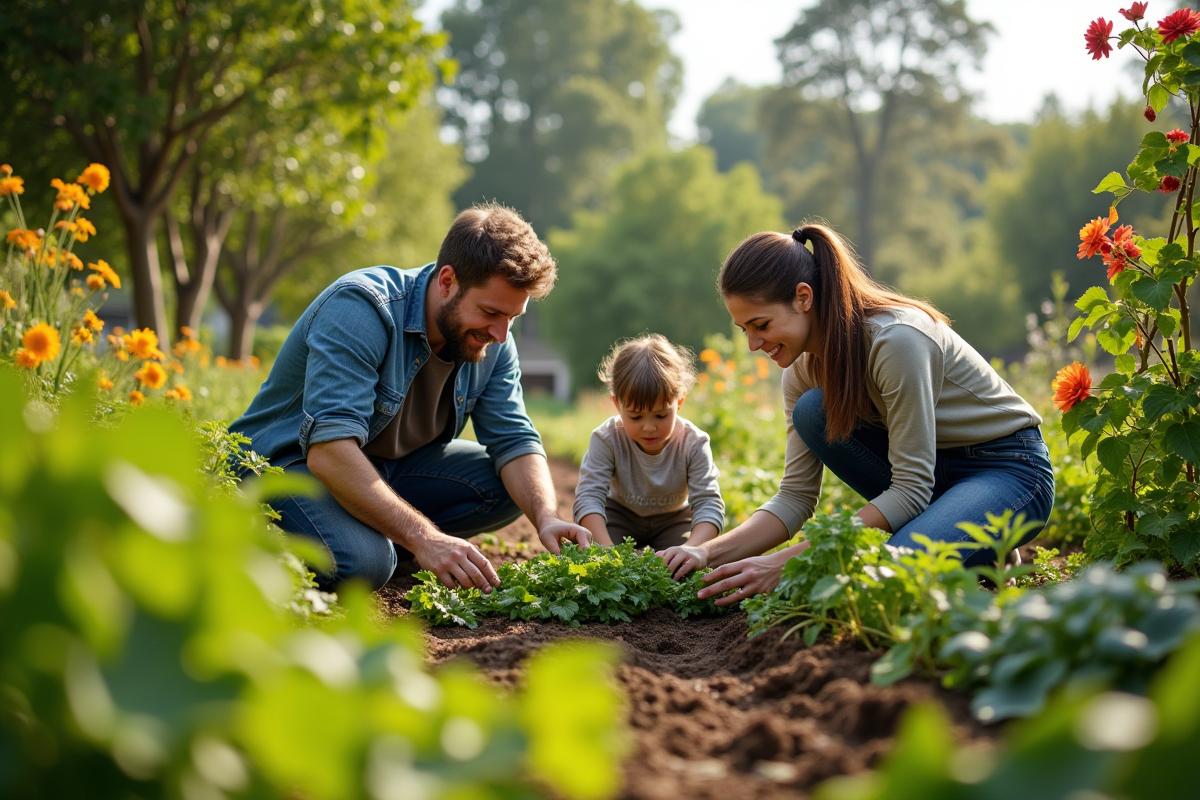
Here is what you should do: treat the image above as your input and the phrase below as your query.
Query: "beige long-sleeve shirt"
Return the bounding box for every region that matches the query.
[758,306,1042,534]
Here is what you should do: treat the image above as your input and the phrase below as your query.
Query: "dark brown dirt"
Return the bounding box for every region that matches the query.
[379,457,994,799]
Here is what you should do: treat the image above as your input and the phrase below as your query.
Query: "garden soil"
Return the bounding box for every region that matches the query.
[379,458,993,799]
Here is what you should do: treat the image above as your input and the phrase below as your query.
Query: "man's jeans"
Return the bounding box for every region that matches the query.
[793,389,1055,567]
[271,439,522,590]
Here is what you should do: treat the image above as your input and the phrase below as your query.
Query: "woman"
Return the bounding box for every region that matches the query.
[658,224,1055,606]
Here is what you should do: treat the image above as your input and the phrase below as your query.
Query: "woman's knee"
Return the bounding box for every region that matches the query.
[792,388,827,447]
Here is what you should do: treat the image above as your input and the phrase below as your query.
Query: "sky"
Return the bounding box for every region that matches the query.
[416,0,1148,140]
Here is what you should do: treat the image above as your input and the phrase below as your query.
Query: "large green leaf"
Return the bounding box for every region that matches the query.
[1097,437,1131,476]
[1093,171,1130,196]
[1164,420,1200,462]
[1132,277,1174,311]
[1169,527,1200,567]
[1143,384,1184,421]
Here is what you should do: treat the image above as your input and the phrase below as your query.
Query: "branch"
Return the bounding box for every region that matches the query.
[135,12,155,97]
[164,212,191,285]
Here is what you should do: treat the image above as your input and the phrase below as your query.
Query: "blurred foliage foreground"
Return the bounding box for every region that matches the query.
[0,368,625,800]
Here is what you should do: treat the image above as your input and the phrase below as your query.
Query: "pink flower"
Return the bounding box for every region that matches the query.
[1158,8,1200,44]
[1121,3,1148,22]
[1167,129,1191,144]
[1145,105,1157,122]
[1159,175,1182,193]
[1086,17,1114,59]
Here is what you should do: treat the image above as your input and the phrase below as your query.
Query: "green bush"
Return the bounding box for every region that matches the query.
[0,370,625,799]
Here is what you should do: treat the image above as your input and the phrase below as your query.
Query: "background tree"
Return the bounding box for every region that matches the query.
[2,0,445,344]
[541,146,785,384]
[697,81,771,173]
[438,0,682,233]
[772,0,991,272]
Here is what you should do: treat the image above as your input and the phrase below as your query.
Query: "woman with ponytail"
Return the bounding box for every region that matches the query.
[658,224,1055,604]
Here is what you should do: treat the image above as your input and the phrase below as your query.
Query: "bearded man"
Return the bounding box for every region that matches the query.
[231,204,591,591]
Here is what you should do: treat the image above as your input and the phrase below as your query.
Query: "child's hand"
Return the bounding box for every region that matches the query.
[656,545,707,580]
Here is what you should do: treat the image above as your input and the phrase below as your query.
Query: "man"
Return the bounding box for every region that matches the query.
[231,204,591,591]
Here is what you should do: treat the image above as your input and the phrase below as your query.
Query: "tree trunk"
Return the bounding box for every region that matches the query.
[167,194,233,339]
[121,213,170,344]
[227,299,264,361]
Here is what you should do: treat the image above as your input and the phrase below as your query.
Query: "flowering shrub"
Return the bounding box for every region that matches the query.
[1061,6,1200,571]
[0,163,196,407]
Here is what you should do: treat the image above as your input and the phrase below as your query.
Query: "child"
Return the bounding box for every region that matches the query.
[573,334,726,553]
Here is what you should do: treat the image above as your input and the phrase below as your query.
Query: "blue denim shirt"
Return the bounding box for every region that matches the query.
[230,264,545,472]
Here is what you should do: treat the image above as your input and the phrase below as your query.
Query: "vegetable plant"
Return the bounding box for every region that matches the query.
[405,540,730,628]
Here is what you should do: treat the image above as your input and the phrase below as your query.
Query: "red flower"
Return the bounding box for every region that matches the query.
[1121,3,1148,22]
[1158,8,1200,43]
[1159,175,1182,193]
[1078,207,1119,259]
[1086,17,1114,59]
[1052,362,1092,413]
[1145,105,1157,122]
[1167,128,1191,144]
[1102,225,1142,280]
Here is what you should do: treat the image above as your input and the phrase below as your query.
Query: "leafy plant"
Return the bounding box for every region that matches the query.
[406,540,730,628]
[1058,10,1200,572]
[0,369,625,799]
[940,562,1200,722]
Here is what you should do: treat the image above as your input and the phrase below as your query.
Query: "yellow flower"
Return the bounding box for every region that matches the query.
[169,361,184,374]
[129,390,145,406]
[124,328,164,360]
[724,360,736,372]
[15,348,39,368]
[84,309,104,332]
[0,290,15,310]
[116,350,129,362]
[66,252,83,270]
[180,326,196,339]
[741,374,756,386]
[0,176,24,196]
[756,358,770,380]
[75,217,96,240]
[713,380,727,394]
[76,164,110,194]
[89,260,120,289]
[98,376,114,391]
[7,228,41,250]
[165,385,193,402]
[23,322,61,363]
[51,178,90,211]
[70,287,85,297]
[699,348,719,364]
[70,325,94,345]
[0,165,11,176]
[87,274,106,291]
[215,356,227,367]
[248,355,261,369]
[134,362,167,389]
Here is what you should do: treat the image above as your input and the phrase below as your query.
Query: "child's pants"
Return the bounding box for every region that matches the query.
[604,498,693,550]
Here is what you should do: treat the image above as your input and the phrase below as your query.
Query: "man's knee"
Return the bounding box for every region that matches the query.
[792,388,827,447]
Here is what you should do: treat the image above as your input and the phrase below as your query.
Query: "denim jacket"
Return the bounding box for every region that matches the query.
[230,264,545,472]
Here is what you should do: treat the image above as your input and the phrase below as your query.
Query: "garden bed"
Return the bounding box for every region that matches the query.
[380,458,993,798]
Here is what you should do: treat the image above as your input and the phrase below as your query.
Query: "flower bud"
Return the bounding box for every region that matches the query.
[1145,105,1156,122]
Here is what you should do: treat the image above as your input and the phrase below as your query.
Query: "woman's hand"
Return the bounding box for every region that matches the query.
[696,552,788,607]
[656,544,708,580]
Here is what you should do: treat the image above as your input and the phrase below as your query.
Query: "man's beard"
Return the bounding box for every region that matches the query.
[434,293,494,363]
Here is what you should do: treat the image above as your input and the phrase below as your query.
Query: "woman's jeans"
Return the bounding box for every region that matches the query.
[793,389,1055,567]
[270,439,522,591]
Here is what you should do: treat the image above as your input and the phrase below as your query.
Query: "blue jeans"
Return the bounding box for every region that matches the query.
[793,389,1055,567]
[270,439,522,590]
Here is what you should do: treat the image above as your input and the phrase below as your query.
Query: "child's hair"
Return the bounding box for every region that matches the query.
[598,334,696,411]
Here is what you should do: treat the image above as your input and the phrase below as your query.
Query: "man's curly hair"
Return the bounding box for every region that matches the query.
[436,203,557,298]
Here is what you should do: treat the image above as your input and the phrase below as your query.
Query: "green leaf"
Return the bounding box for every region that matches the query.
[1115,354,1137,375]
[1132,277,1174,311]
[1170,527,1200,567]
[1097,438,1131,476]
[1076,285,1111,312]
[1149,82,1171,113]
[1138,510,1189,539]
[1159,312,1179,339]
[870,642,916,686]
[1143,384,1183,420]
[1142,130,1171,150]
[1068,316,1087,342]
[1093,171,1130,196]
[1182,39,1200,67]
[1164,420,1200,462]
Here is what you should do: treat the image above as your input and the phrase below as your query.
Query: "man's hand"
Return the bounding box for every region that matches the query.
[538,518,592,554]
[410,532,501,592]
[656,545,708,580]
[696,551,792,607]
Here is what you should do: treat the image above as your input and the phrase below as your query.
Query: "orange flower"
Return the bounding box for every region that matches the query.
[756,358,770,380]
[75,164,110,194]
[1077,207,1118,260]
[84,309,104,332]
[0,290,15,310]
[66,252,83,271]
[22,322,61,363]
[70,325,94,345]
[87,274,106,291]
[248,355,261,369]
[697,372,709,384]
[124,328,164,360]
[699,348,720,364]
[1052,362,1092,412]
[164,385,193,402]
[0,176,24,196]
[215,356,227,367]
[97,376,114,391]
[129,390,145,406]
[134,362,167,390]
[88,260,120,289]
[116,350,129,362]
[15,349,39,368]
[7,229,41,250]
[740,374,756,386]
[713,380,727,394]
[50,178,89,211]
[1102,225,1142,280]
